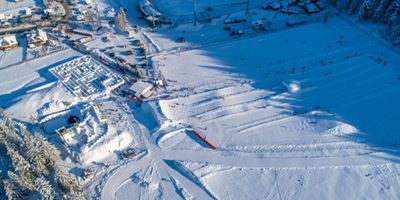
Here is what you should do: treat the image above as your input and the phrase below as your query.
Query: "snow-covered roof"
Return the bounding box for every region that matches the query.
[25,8,32,16]
[139,0,161,17]
[0,35,18,46]
[129,81,154,96]
[305,3,320,13]
[28,29,48,44]
[0,13,13,21]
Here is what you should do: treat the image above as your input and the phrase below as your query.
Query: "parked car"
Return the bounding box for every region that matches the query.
[82,168,94,179]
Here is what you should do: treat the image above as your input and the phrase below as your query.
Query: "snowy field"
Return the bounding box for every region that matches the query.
[153,0,271,19]
[0,0,38,15]
[157,17,400,148]
[93,16,400,199]
[1,0,400,199]
[0,49,81,117]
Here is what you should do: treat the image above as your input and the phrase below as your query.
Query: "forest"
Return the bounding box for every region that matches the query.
[330,0,400,46]
[0,111,85,200]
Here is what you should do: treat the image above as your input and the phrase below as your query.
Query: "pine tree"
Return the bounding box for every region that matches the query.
[0,111,84,199]
[358,0,379,21]
[34,133,60,168]
[21,129,49,176]
[387,4,400,26]
[347,0,363,14]
[384,1,399,24]
[116,8,129,32]
[389,24,400,46]
[7,147,35,191]
[373,0,392,22]
[35,177,55,200]
[0,114,24,151]
[54,166,84,197]
[3,180,21,200]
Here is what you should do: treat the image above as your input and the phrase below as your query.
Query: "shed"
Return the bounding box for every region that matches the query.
[129,81,154,99]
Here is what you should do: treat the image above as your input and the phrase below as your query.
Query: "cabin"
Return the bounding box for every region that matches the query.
[28,29,48,48]
[304,3,320,14]
[0,35,18,51]
[261,2,281,10]
[129,81,154,99]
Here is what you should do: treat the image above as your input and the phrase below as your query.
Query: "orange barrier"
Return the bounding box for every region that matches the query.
[192,129,217,150]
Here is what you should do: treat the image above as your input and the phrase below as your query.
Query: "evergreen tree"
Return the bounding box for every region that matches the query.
[384,1,399,24]
[3,180,21,200]
[34,133,60,168]
[116,8,129,32]
[373,0,392,22]
[358,0,379,21]
[0,112,85,199]
[387,5,400,26]
[6,147,35,191]
[347,0,363,14]
[21,129,49,176]
[35,177,55,200]
[389,24,400,46]
[55,166,81,193]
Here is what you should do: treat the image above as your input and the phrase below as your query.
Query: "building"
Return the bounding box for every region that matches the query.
[24,8,32,16]
[28,29,48,48]
[0,35,18,50]
[44,2,66,17]
[304,3,320,14]
[0,13,14,22]
[129,81,154,99]
[56,127,71,146]
[93,104,106,122]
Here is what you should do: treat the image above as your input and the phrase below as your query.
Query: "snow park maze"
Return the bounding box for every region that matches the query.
[49,56,124,97]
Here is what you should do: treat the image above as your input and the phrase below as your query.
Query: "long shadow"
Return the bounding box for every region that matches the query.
[185,130,210,149]
[0,56,80,109]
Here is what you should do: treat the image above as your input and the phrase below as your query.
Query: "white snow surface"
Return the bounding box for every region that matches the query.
[1,1,400,200]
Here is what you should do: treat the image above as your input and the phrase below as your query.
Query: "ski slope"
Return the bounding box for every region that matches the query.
[95,16,400,199]
[1,0,400,198]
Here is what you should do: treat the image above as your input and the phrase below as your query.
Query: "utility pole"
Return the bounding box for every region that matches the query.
[193,0,197,26]
[246,0,250,15]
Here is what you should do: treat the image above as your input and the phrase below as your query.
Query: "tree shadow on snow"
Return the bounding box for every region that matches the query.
[0,56,80,109]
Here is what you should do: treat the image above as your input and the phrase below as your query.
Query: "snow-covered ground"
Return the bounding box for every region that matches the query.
[1,0,400,199]
[92,15,400,200]
[138,16,400,199]
[0,0,37,15]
